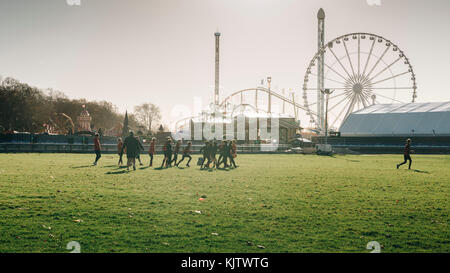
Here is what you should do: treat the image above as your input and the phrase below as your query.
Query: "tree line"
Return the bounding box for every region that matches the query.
[0,77,162,135]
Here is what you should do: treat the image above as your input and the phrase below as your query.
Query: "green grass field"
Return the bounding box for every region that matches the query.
[0,153,448,253]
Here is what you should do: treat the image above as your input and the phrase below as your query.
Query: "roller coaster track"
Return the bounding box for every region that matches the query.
[219,87,318,117]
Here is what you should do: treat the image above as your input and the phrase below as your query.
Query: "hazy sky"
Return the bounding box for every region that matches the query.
[1,0,449,128]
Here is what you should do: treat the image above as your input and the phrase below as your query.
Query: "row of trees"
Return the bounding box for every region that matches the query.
[0,77,162,135]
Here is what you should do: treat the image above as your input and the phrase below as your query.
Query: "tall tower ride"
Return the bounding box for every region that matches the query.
[317,8,325,132]
[214,32,221,105]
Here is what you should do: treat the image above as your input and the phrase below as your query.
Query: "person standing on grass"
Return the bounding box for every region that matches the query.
[161,137,173,168]
[397,138,413,170]
[148,137,156,167]
[135,136,144,166]
[203,141,214,168]
[199,140,209,169]
[93,133,102,166]
[117,138,123,166]
[217,140,227,168]
[160,138,168,168]
[226,140,237,168]
[172,140,181,166]
[176,142,192,167]
[210,141,218,168]
[230,140,238,168]
[121,131,142,171]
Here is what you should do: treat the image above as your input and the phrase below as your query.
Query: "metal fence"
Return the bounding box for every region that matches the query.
[0,143,291,154]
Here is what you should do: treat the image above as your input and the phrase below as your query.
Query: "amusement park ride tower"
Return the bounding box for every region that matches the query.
[214,32,221,106]
[317,8,325,132]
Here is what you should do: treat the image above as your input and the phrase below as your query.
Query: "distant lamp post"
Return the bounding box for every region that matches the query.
[321,89,334,144]
[267,76,272,113]
[289,88,298,122]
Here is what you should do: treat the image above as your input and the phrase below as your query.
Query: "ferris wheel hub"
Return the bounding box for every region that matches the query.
[352,83,364,93]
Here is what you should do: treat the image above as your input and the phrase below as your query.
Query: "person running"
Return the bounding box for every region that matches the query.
[148,137,156,167]
[161,137,173,168]
[117,138,123,166]
[210,141,218,168]
[121,131,143,171]
[135,136,144,166]
[203,141,214,168]
[397,138,413,170]
[93,133,101,166]
[217,140,228,168]
[199,140,210,169]
[230,139,238,168]
[171,140,182,166]
[226,140,237,168]
[176,142,192,167]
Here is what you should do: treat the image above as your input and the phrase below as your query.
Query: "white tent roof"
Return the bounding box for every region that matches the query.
[339,102,450,137]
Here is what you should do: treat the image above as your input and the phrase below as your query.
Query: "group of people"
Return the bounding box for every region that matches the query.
[199,140,238,169]
[159,137,194,168]
[93,133,414,171]
[92,131,239,171]
[156,138,238,169]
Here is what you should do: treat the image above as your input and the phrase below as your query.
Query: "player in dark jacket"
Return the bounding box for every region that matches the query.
[217,140,228,168]
[204,141,216,169]
[227,140,237,168]
[199,140,210,169]
[148,137,156,167]
[171,140,182,166]
[121,131,144,171]
[135,136,144,166]
[161,137,173,168]
[397,138,413,169]
[176,142,192,167]
[210,141,218,168]
[93,133,101,166]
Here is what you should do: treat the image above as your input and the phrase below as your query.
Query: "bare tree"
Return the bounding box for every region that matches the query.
[134,103,161,133]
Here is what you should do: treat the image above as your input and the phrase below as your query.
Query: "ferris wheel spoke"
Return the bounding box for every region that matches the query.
[362,39,376,76]
[306,92,347,107]
[368,56,402,83]
[331,98,352,128]
[329,94,351,112]
[328,47,353,79]
[371,92,404,103]
[343,96,358,121]
[304,87,348,90]
[360,91,371,103]
[369,87,414,90]
[371,71,410,85]
[324,63,349,82]
[366,45,392,79]
[328,91,348,100]
[359,93,369,108]
[343,40,356,77]
[310,73,347,85]
[358,35,361,76]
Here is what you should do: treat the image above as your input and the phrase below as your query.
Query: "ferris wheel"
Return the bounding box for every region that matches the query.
[302,32,417,131]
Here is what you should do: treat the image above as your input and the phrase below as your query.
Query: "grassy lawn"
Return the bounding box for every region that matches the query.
[0,153,448,253]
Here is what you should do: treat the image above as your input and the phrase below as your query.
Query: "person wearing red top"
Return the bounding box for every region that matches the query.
[176,142,192,167]
[93,133,101,166]
[397,138,413,169]
[117,138,123,166]
[148,137,156,167]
